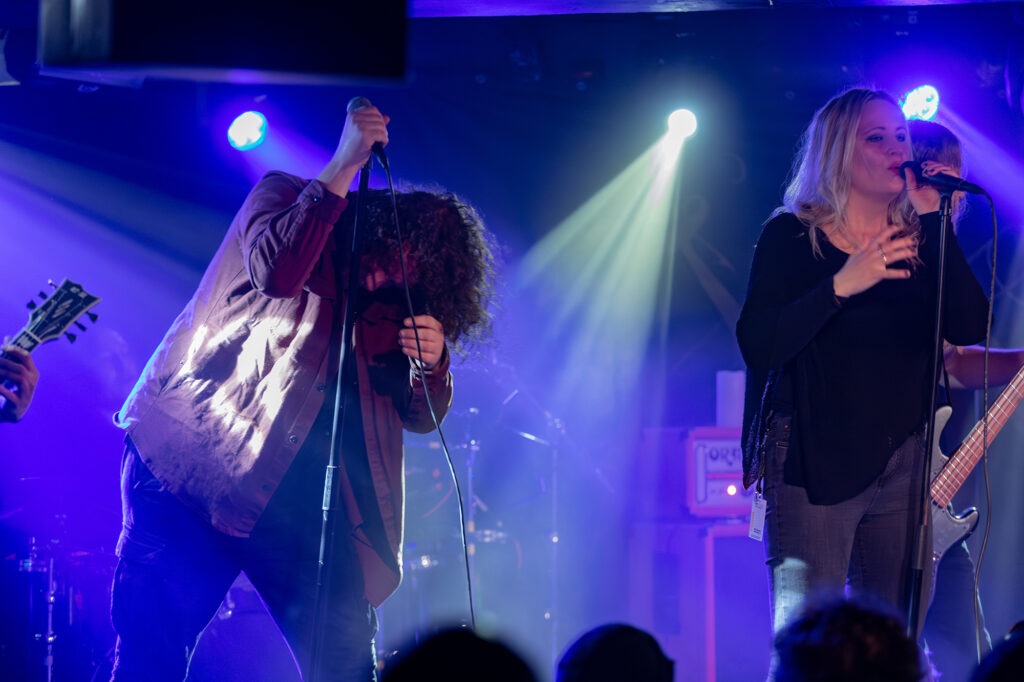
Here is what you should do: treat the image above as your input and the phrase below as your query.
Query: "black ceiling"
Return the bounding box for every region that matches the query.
[406,0,1006,17]
[0,0,1013,25]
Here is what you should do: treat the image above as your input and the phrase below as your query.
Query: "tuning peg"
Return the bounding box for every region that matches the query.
[74,321,87,331]
[65,332,77,343]
[26,301,37,310]
[38,291,48,300]
[87,312,98,323]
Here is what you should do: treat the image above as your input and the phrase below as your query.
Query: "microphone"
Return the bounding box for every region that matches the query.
[898,161,985,195]
[346,96,389,170]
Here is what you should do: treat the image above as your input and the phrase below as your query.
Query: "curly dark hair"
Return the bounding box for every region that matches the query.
[339,188,497,349]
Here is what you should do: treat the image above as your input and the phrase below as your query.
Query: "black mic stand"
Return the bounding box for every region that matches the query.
[906,189,955,640]
[309,157,373,682]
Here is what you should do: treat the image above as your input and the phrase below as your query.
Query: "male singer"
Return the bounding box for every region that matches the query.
[108,101,496,681]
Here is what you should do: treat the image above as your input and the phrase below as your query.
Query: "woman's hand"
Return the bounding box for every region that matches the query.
[905,160,959,215]
[832,225,917,298]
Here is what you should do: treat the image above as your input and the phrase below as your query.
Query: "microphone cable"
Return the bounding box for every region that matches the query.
[971,191,998,664]
[368,131,479,632]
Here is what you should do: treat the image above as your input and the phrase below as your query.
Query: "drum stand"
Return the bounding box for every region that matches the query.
[18,536,59,682]
[464,407,481,589]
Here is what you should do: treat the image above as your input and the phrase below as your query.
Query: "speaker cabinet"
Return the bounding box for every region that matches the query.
[38,0,407,85]
[627,520,773,682]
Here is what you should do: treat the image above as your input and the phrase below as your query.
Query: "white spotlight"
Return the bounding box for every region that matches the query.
[667,109,698,139]
[227,111,268,151]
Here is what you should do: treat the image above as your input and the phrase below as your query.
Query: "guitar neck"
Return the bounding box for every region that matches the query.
[2,280,100,386]
[0,332,37,393]
[931,362,1024,507]
[5,329,42,355]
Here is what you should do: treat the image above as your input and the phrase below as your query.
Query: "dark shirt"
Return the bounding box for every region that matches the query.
[736,211,988,503]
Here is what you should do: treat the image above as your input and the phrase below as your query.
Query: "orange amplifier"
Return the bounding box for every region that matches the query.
[684,426,751,518]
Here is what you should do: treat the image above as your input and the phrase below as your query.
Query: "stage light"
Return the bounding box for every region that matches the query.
[901,85,940,121]
[227,111,268,150]
[517,117,690,412]
[667,109,698,140]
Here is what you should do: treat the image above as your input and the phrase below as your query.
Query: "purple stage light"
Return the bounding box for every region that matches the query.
[902,85,940,121]
[227,111,268,151]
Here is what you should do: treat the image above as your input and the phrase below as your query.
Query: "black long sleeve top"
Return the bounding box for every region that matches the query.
[736,211,988,504]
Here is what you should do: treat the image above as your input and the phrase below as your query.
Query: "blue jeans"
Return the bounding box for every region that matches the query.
[763,413,929,634]
[108,438,378,682]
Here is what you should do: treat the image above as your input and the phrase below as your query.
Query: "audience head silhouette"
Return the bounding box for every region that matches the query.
[380,626,537,682]
[772,594,925,682]
[970,621,1024,682]
[556,622,673,682]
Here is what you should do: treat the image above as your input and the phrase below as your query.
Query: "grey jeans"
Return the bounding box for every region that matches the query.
[762,413,930,634]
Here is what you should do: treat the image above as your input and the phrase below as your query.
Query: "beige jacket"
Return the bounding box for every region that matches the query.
[117,171,452,604]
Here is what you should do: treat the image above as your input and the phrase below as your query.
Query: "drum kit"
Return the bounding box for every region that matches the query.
[0,493,117,682]
[190,357,571,679]
[378,356,569,664]
[0,357,572,680]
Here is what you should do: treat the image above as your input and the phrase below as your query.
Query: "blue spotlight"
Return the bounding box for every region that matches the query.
[227,111,268,150]
[901,85,940,121]
[667,109,698,139]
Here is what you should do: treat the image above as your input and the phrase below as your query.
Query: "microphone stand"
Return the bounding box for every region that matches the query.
[309,157,372,682]
[906,189,954,640]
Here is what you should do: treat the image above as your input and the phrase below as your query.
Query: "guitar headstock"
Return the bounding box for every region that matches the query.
[11,278,101,352]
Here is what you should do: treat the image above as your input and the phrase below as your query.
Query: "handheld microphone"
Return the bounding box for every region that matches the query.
[346,96,389,170]
[899,161,986,195]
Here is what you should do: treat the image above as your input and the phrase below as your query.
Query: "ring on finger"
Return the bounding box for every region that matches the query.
[877,244,888,265]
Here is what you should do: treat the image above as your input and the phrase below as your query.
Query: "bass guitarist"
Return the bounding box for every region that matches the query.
[911,118,1024,682]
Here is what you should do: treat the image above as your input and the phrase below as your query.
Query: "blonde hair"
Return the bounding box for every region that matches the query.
[774,87,920,256]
